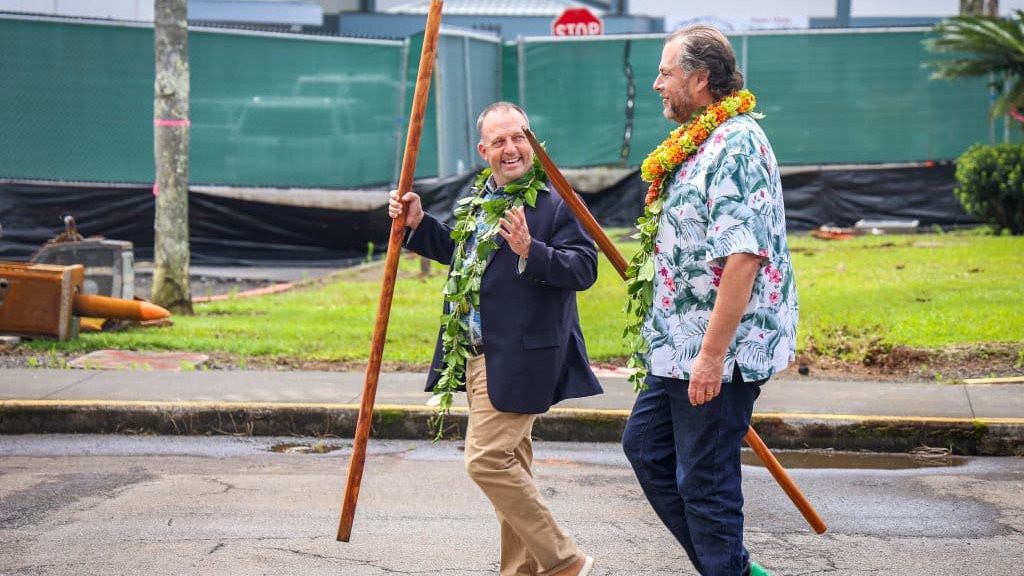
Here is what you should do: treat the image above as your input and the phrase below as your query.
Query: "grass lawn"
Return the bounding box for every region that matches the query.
[22,230,1024,368]
[788,232,1023,355]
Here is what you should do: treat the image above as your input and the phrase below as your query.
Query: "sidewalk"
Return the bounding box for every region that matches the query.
[1,368,1022,455]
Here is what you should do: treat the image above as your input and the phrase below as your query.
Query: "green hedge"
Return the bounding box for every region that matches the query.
[955,143,1024,235]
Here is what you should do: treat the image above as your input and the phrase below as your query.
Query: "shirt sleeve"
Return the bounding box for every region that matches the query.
[705,153,771,263]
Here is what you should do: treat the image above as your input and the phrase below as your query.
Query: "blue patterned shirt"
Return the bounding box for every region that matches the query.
[456,177,507,345]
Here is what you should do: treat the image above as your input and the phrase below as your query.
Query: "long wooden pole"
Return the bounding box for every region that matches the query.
[336,0,444,543]
[524,127,827,535]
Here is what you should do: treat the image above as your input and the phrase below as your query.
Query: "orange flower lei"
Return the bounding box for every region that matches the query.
[623,89,758,392]
[640,89,757,205]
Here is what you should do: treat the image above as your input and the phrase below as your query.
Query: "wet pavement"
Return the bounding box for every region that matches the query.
[1,435,1022,575]
[739,448,968,470]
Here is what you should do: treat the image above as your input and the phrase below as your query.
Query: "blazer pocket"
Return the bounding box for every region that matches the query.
[522,333,560,350]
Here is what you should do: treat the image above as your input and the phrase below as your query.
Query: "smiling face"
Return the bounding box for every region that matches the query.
[654,39,710,125]
[477,106,533,187]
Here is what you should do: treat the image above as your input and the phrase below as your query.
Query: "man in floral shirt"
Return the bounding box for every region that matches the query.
[622,25,797,576]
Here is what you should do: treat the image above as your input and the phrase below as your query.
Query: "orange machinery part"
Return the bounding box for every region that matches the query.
[72,294,170,321]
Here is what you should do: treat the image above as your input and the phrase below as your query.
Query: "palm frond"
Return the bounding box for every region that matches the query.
[926,11,1024,119]
[991,77,1024,117]
[928,59,1010,80]
[1007,76,1024,105]
[928,15,1024,57]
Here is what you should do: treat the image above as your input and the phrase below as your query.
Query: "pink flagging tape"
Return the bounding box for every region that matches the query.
[154,118,191,127]
[152,183,159,197]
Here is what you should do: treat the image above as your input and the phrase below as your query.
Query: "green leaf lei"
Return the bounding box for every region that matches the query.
[622,195,662,393]
[428,156,547,437]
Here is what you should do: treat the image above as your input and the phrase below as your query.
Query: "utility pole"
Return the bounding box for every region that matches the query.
[152,0,193,314]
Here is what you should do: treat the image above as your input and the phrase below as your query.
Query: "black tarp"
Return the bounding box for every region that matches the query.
[0,182,393,265]
[0,164,976,264]
[582,163,976,231]
[777,164,976,231]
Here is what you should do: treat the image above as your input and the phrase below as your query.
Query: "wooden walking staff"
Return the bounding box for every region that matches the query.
[336,0,444,543]
[523,127,828,535]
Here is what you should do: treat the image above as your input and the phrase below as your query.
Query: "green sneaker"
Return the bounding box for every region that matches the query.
[749,561,772,576]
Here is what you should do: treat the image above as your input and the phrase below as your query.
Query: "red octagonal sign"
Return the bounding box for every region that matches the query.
[552,7,604,36]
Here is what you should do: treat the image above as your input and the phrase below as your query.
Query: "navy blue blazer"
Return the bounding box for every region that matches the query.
[404,186,603,414]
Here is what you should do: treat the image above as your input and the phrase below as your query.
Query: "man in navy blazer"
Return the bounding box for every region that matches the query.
[389,102,601,576]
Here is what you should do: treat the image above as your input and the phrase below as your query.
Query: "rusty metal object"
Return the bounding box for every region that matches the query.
[0,262,84,340]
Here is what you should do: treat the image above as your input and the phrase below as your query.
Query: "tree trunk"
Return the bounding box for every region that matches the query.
[960,0,999,16]
[152,0,192,314]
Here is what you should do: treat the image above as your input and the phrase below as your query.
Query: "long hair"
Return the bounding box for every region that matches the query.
[667,25,744,100]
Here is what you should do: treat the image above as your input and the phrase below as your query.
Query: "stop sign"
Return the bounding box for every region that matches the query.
[551,7,604,36]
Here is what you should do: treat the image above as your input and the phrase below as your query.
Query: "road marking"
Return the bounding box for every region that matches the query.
[0,399,455,413]
[2,400,1022,425]
[963,376,1024,385]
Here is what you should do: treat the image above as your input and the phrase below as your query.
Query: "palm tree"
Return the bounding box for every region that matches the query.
[925,10,1024,124]
[959,0,999,17]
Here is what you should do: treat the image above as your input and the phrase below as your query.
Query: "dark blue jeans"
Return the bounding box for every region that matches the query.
[622,367,764,576]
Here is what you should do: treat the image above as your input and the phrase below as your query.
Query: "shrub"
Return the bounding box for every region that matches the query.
[954,144,1024,235]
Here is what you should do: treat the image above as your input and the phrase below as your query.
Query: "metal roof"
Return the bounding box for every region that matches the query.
[385,0,605,17]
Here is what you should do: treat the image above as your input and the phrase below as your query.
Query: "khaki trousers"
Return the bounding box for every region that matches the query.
[464,354,582,576]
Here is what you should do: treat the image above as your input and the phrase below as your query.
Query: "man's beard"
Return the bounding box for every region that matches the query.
[666,93,697,124]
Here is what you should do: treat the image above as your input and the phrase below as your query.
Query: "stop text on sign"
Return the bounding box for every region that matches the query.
[551,7,604,37]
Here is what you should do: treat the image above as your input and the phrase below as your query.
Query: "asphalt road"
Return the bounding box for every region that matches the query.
[1,436,1022,575]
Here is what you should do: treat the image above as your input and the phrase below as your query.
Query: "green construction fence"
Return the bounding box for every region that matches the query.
[1,14,1017,189]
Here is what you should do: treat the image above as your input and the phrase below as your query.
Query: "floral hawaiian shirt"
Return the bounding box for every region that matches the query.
[643,114,798,383]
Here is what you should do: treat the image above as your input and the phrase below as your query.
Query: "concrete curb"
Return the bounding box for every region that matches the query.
[1,400,1022,456]
[748,413,1024,456]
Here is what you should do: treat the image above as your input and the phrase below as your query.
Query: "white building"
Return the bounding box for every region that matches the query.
[633,0,1024,31]
[6,0,1024,31]
[0,0,323,26]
